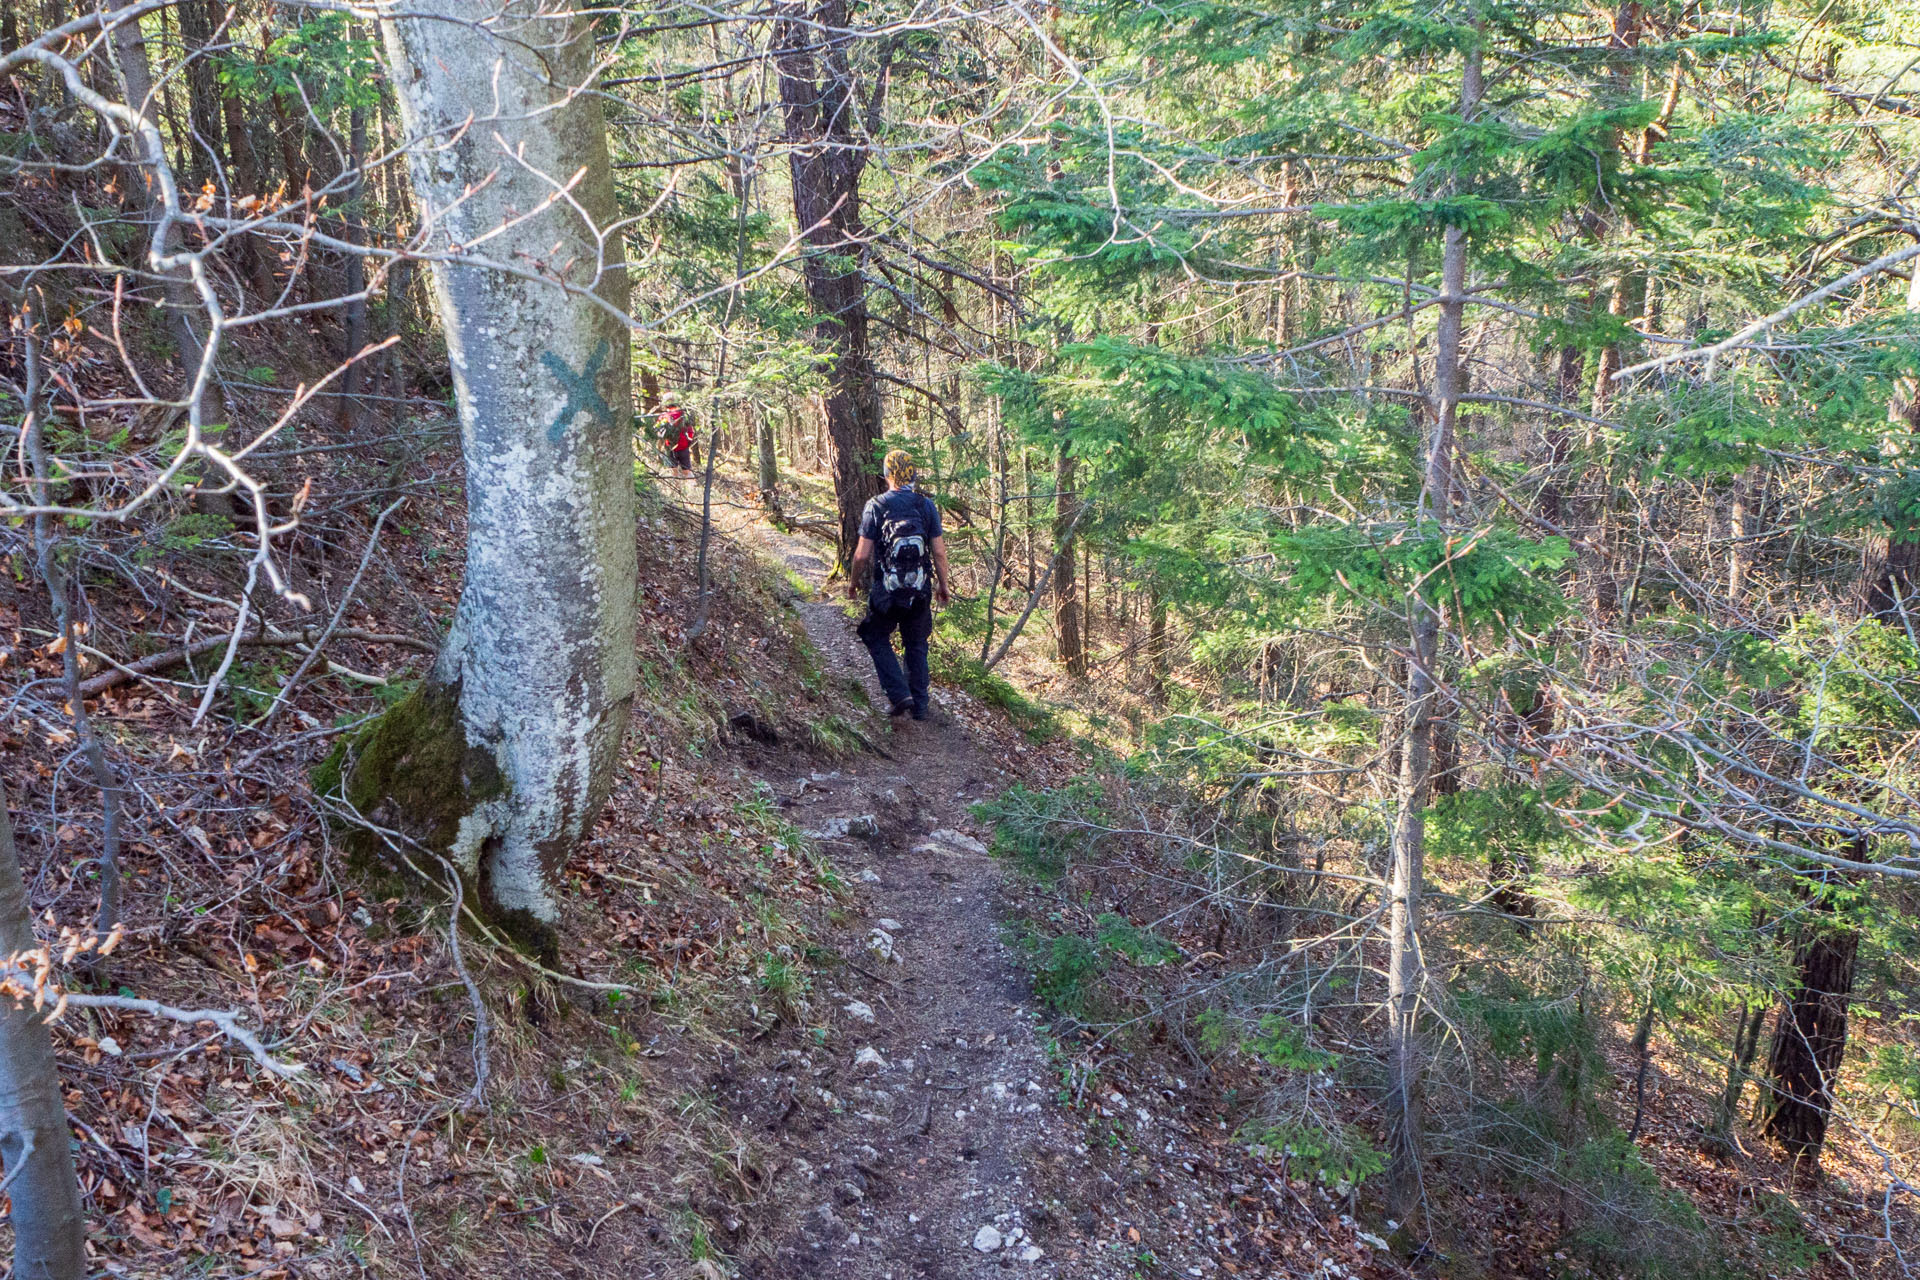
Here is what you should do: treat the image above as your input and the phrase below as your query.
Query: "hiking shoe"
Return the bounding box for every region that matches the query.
[911,706,930,722]
[887,700,912,718]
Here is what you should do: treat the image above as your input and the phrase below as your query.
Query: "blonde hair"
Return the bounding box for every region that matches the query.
[883,449,917,485]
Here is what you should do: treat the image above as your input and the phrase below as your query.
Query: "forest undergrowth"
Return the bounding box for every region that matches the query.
[974,692,1920,1280]
[0,391,949,1275]
[11,0,1920,1276]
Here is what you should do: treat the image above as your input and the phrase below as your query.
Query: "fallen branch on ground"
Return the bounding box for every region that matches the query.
[2,940,305,1078]
[75,626,436,698]
[56,989,305,1078]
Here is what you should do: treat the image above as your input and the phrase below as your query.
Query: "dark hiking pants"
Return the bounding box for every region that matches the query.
[858,597,933,713]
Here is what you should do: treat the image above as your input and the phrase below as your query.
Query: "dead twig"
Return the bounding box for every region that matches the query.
[256,495,408,730]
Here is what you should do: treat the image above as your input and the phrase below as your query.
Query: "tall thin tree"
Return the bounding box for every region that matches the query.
[1385,27,1483,1231]
[774,0,889,569]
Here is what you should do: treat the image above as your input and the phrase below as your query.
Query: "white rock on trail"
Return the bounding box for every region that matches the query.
[1019,1245,1045,1262]
[857,869,881,883]
[854,1047,888,1072]
[844,1000,876,1023]
[928,828,989,856]
[804,813,878,840]
[972,1225,1004,1252]
[876,917,903,932]
[866,929,899,964]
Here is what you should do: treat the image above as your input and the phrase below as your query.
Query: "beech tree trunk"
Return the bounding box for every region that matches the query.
[0,781,86,1280]
[775,0,886,570]
[1053,446,1085,677]
[362,0,636,957]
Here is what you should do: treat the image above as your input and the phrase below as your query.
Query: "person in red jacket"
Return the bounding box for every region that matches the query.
[658,401,697,475]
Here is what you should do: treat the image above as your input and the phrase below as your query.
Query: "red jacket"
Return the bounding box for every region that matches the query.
[659,407,694,450]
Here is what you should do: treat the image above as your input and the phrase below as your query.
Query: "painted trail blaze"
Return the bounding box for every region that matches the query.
[541,339,613,443]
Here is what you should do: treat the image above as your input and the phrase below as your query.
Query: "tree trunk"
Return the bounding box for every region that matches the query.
[1767,280,1920,1157]
[1386,589,1440,1232]
[1387,33,1480,1232]
[979,418,1011,662]
[173,0,225,188]
[775,0,885,571]
[1627,987,1657,1141]
[216,6,259,195]
[0,781,86,1280]
[361,0,635,958]
[335,78,369,430]
[110,0,207,385]
[1053,445,1085,676]
[757,416,781,515]
[1727,463,1763,605]
[1539,344,1579,530]
[382,256,413,403]
[214,11,279,306]
[1762,923,1859,1165]
[1706,1000,1766,1156]
[1147,589,1169,704]
[1857,260,1920,619]
[1429,711,1461,797]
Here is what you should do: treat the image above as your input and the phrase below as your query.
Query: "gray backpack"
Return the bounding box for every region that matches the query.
[878,496,933,608]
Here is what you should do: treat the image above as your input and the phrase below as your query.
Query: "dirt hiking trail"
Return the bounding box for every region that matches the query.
[731,516,1083,1279]
[681,485,1348,1280]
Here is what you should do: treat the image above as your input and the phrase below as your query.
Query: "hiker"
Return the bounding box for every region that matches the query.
[658,400,697,475]
[848,449,951,721]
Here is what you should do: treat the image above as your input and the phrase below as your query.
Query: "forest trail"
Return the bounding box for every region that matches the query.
[654,475,1345,1280]
[732,508,1085,1279]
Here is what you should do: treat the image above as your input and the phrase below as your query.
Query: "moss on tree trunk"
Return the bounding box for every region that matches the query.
[316,684,560,964]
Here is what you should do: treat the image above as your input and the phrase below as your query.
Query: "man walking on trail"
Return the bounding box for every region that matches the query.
[849,450,951,721]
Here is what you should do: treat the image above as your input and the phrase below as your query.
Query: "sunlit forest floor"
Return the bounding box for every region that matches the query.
[5,416,1917,1276]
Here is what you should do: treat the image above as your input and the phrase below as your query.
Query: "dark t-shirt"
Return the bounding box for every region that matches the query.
[860,488,942,605]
